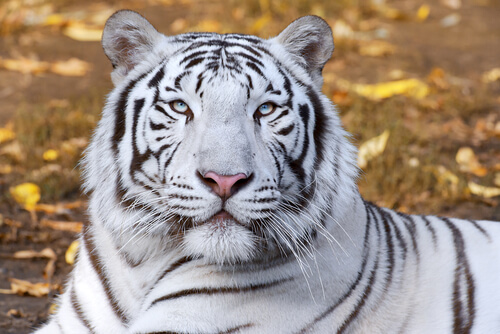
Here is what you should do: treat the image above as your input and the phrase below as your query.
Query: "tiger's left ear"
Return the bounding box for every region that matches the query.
[102,10,164,85]
[274,16,334,88]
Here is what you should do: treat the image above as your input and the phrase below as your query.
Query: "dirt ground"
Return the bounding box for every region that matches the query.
[0,0,499,333]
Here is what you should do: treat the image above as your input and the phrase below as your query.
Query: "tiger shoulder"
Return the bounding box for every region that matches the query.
[34,10,500,334]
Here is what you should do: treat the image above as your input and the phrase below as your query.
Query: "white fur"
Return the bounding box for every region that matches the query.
[34,11,500,334]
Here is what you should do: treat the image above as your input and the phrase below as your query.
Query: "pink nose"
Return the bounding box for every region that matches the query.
[201,171,249,199]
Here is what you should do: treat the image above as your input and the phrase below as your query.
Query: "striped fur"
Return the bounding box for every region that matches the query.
[35,10,500,334]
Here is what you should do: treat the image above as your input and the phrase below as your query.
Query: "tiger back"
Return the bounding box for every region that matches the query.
[34,10,500,334]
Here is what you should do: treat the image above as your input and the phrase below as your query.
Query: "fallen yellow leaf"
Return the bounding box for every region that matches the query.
[482,68,500,83]
[0,127,15,144]
[442,0,462,10]
[352,79,429,100]
[468,182,500,199]
[50,58,91,76]
[9,278,51,298]
[357,130,390,169]
[455,147,488,177]
[0,56,91,76]
[494,173,500,187]
[44,14,67,26]
[427,67,449,90]
[63,23,102,41]
[61,137,88,156]
[382,7,407,20]
[49,303,58,314]
[42,149,59,161]
[41,219,83,233]
[0,141,24,161]
[0,57,50,75]
[10,183,41,211]
[359,40,395,57]
[416,4,430,22]
[332,20,354,40]
[44,258,56,281]
[427,165,460,195]
[13,248,56,260]
[6,309,25,317]
[171,18,188,32]
[65,240,80,265]
[441,13,461,28]
[13,248,58,281]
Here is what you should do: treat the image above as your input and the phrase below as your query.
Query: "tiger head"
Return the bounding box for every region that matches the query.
[84,10,358,265]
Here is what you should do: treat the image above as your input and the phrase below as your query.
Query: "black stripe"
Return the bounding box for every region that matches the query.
[185,57,204,69]
[195,73,204,94]
[153,256,192,288]
[440,217,476,333]
[246,61,264,78]
[174,72,190,89]
[338,256,380,333]
[160,143,180,184]
[82,227,128,323]
[297,201,376,333]
[150,120,167,131]
[277,66,293,108]
[420,215,438,248]
[466,219,491,240]
[277,124,295,136]
[233,51,264,67]
[130,98,148,181]
[143,323,253,334]
[148,67,165,88]
[155,105,176,120]
[112,73,148,155]
[305,87,326,170]
[287,104,309,183]
[179,50,208,64]
[245,74,253,90]
[265,83,274,92]
[377,207,408,261]
[337,204,384,333]
[269,109,289,124]
[149,278,291,310]
[396,211,420,259]
[377,208,396,290]
[268,145,283,185]
[70,284,95,333]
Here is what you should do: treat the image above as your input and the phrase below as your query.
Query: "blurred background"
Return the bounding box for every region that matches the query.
[0,0,499,332]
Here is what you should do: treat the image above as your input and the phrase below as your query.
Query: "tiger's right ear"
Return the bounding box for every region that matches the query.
[102,10,164,85]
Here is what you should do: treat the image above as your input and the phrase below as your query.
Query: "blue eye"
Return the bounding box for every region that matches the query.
[170,100,189,113]
[257,102,276,116]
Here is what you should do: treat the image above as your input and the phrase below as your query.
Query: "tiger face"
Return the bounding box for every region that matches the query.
[85,11,358,265]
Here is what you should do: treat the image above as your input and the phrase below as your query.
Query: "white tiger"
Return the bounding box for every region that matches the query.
[35,10,500,334]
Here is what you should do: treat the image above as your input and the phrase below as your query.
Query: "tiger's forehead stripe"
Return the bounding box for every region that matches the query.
[112,71,149,156]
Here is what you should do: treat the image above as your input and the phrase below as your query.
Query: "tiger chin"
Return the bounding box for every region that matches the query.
[35,10,500,334]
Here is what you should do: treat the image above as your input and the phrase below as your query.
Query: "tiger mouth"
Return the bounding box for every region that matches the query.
[205,210,244,228]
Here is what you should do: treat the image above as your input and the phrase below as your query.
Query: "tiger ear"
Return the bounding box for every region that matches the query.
[102,10,163,85]
[274,16,334,87]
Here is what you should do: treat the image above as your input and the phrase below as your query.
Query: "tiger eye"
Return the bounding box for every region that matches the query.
[256,102,276,117]
[170,100,189,113]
